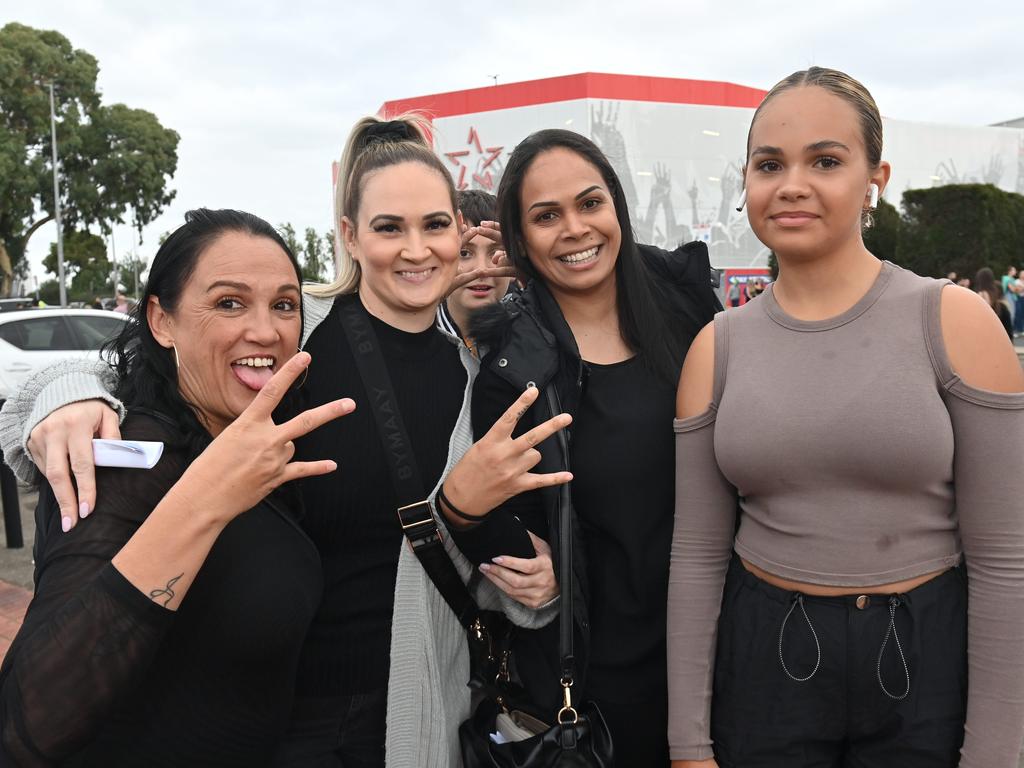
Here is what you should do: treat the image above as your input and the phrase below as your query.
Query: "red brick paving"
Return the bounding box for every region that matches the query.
[0,580,31,664]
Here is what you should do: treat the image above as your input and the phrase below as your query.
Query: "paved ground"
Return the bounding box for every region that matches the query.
[0,484,36,663]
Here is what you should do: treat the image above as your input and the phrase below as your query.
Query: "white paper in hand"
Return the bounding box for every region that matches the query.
[92,439,164,469]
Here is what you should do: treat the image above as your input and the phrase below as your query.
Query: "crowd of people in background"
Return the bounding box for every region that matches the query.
[947,265,1023,340]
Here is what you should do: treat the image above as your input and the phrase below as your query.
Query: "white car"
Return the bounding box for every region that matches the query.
[0,309,130,402]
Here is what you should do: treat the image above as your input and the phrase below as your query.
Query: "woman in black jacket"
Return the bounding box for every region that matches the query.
[439,129,721,766]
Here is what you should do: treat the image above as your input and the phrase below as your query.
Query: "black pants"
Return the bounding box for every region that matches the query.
[272,690,387,768]
[711,557,967,768]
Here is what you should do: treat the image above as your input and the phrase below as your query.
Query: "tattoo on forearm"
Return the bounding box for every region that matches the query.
[149,574,183,606]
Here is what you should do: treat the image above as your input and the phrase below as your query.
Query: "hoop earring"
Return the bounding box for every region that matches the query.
[171,344,180,370]
[735,188,747,212]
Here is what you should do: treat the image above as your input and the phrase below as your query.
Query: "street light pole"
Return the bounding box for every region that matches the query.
[48,82,68,307]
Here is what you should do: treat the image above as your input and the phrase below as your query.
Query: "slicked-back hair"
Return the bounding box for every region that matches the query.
[747,66,883,169]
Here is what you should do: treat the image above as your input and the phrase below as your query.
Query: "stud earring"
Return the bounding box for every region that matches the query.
[869,183,880,209]
[735,188,747,212]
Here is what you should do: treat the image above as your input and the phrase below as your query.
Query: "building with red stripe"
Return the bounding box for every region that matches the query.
[372,73,1022,279]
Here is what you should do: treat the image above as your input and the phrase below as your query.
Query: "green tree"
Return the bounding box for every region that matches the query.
[117,253,149,298]
[0,22,179,295]
[278,222,335,284]
[301,226,331,283]
[278,222,301,259]
[42,229,112,301]
[863,198,900,264]
[896,184,1024,279]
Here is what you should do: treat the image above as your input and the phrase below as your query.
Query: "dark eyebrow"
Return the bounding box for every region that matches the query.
[423,211,452,220]
[528,185,604,212]
[751,145,782,157]
[368,214,403,227]
[806,140,850,153]
[207,280,300,294]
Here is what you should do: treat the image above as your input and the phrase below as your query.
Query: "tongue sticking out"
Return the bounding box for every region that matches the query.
[232,364,275,391]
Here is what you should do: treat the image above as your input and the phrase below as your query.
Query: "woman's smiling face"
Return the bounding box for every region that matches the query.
[149,231,302,436]
[343,160,461,325]
[518,147,622,298]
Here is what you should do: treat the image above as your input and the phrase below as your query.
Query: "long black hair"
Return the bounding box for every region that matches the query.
[496,129,684,383]
[102,208,303,454]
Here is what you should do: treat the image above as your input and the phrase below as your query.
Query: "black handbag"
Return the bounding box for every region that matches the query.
[339,300,613,767]
[456,387,614,768]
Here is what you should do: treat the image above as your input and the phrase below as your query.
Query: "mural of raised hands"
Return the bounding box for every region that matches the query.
[591,101,638,214]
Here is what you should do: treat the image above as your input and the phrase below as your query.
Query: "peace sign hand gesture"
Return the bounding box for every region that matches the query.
[174,352,355,525]
[439,385,572,526]
[449,220,517,296]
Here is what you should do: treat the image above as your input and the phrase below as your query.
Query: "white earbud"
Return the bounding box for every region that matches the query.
[735,188,747,212]
[868,183,880,209]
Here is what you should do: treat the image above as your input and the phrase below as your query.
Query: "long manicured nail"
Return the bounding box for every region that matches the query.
[61,516,72,533]
[492,557,505,565]
[79,502,91,519]
[480,220,495,226]
[479,563,491,573]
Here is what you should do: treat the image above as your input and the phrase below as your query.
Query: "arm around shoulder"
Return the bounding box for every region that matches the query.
[940,284,1024,393]
[0,358,124,484]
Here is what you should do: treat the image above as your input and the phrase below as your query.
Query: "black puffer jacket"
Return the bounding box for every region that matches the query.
[450,240,721,710]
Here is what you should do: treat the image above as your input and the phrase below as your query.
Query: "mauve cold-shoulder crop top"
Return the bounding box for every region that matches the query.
[667,262,1024,766]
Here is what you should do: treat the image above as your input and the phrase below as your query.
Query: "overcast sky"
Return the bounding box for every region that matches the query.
[8,0,1024,286]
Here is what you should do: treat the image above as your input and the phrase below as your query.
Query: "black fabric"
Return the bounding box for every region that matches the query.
[569,356,675,766]
[337,297,478,629]
[0,412,322,767]
[454,240,720,732]
[460,391,615,768]
[711,557,967,768]
[273,689,388,768]
[294,293,466,696]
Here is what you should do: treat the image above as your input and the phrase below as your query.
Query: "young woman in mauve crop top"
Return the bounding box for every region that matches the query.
[669,67,1024,768]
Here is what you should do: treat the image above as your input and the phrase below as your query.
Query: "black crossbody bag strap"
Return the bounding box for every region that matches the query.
[338,298,480,629]
[545,387,578,719]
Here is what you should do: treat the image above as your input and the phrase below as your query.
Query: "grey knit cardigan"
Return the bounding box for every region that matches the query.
[0,293,558,768]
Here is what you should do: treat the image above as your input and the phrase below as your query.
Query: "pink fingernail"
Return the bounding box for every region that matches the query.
[479,564,491,573]
[79,502,91,519]
[61,517,72,533]
[492,557,505,565]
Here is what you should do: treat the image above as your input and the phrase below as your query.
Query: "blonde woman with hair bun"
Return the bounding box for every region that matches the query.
[1,111,570,768]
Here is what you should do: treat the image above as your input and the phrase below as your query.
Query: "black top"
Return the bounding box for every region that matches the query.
[570,356,676,694]
[0,412,322,767]
[293,294,466,695]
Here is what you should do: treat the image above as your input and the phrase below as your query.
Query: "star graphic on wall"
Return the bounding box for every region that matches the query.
[445,127,504,191]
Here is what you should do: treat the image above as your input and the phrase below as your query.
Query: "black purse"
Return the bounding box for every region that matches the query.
[457,387,614,768]
[339,300,613,767]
